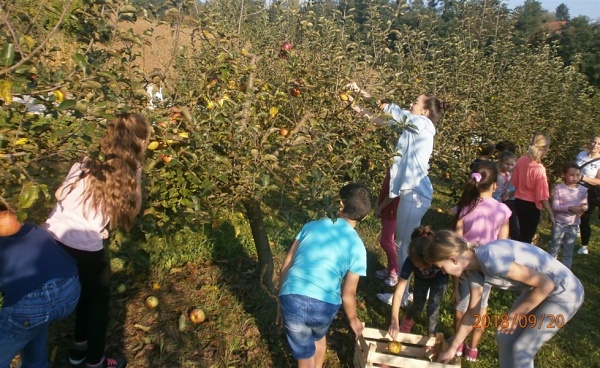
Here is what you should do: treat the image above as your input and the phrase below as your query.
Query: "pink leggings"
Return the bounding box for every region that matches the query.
[380,217,398,273]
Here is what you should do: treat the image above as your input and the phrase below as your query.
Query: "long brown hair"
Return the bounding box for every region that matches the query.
[422,94,443,124]
[84,112,150,230]
[424,230,469,264]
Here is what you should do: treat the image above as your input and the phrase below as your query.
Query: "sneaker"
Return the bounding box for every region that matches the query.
[464,345,479,362]
[69,341,87,365]
[455,342,464,357]
[399,316,414,333]
[377,292,393,305]
[375,269,389,279]
[384,271,398,287]
[578,246,589,255]
[85,357,127,368]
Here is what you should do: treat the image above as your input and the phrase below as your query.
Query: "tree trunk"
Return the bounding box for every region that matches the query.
[242,198,275,291]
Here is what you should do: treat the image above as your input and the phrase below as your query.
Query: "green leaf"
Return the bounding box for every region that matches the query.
[56,99,77,110]
[1,44,15,67]
[19,183,39,209]
[72,53,89,73]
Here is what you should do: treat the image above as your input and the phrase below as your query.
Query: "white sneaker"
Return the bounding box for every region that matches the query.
[578,246,589,255]
[377,293,393,305]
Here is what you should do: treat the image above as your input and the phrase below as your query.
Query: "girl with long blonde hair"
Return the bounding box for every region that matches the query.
[46,112,150,368]
[512,132,555,243]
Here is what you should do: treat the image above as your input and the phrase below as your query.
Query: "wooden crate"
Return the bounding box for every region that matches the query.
[353,327,461,368]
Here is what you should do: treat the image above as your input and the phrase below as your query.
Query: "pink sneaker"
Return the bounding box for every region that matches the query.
[399,316,414,333]
[384,271,398,287]
[455,342,464,357]
[464,345,478,362]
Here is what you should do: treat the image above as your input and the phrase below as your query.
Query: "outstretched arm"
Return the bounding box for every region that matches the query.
[388,277,409,339]
[342,271,364,339]
[438,282,483,363]
[345,82,389,127]
[276,239,300,326]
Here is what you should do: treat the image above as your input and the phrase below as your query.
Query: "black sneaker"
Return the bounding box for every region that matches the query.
[69,343,87,365]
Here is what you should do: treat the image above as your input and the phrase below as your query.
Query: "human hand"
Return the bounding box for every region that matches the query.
[100,229,109,239]
[349,318,364,339]
[345,82,372,99]
[497,314,518,335]
[388,319,400,340]
[437,348,457,363]
[568,206,585,217]
[345,82,361,93]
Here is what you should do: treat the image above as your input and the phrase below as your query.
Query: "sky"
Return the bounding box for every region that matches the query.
[505,0,600,21]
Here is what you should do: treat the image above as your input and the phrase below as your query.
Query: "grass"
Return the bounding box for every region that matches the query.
[13,177,600,367]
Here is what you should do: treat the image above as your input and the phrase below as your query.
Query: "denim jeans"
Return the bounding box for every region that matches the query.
[279,294,340,360]
[0,276,80,368]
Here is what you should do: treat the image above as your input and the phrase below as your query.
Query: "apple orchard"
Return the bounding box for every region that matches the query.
[1,0,598,292]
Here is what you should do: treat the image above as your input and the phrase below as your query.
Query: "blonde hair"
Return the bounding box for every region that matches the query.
[83,112,150,230]
[527,132,551,162]
[423,230,469,264]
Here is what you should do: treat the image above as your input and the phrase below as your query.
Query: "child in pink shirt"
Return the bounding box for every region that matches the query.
[452,161,511,361]
[550,162,588,268]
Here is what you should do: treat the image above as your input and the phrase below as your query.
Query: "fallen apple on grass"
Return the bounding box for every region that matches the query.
[145,296,159,309]
[189,308,206,324]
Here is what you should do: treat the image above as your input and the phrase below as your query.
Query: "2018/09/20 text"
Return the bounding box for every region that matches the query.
[473,314,565,329]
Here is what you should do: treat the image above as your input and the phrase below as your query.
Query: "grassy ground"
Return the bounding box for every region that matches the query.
[14,178,600,367]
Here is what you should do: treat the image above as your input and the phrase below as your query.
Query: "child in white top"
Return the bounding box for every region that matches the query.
[549,162,588,268]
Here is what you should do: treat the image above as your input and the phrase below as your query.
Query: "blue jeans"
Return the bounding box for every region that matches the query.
[279,294,340,360]
[550,222,579,269]
[0,276,80,368]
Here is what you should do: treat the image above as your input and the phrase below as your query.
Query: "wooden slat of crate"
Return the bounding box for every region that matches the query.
[354,327,461,368]
[362,328,437,346]
[366,349,458,368]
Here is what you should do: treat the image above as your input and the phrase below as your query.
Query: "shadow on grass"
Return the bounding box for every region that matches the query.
[206,221,295,367]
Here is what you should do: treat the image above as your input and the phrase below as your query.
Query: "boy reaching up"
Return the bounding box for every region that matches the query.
[277,183,372,368]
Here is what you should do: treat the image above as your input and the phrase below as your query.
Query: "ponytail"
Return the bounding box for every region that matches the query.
[453,161,499,229]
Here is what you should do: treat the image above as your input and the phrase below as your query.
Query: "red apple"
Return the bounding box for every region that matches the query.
[0,211,21,237]
[281,41,292,51]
